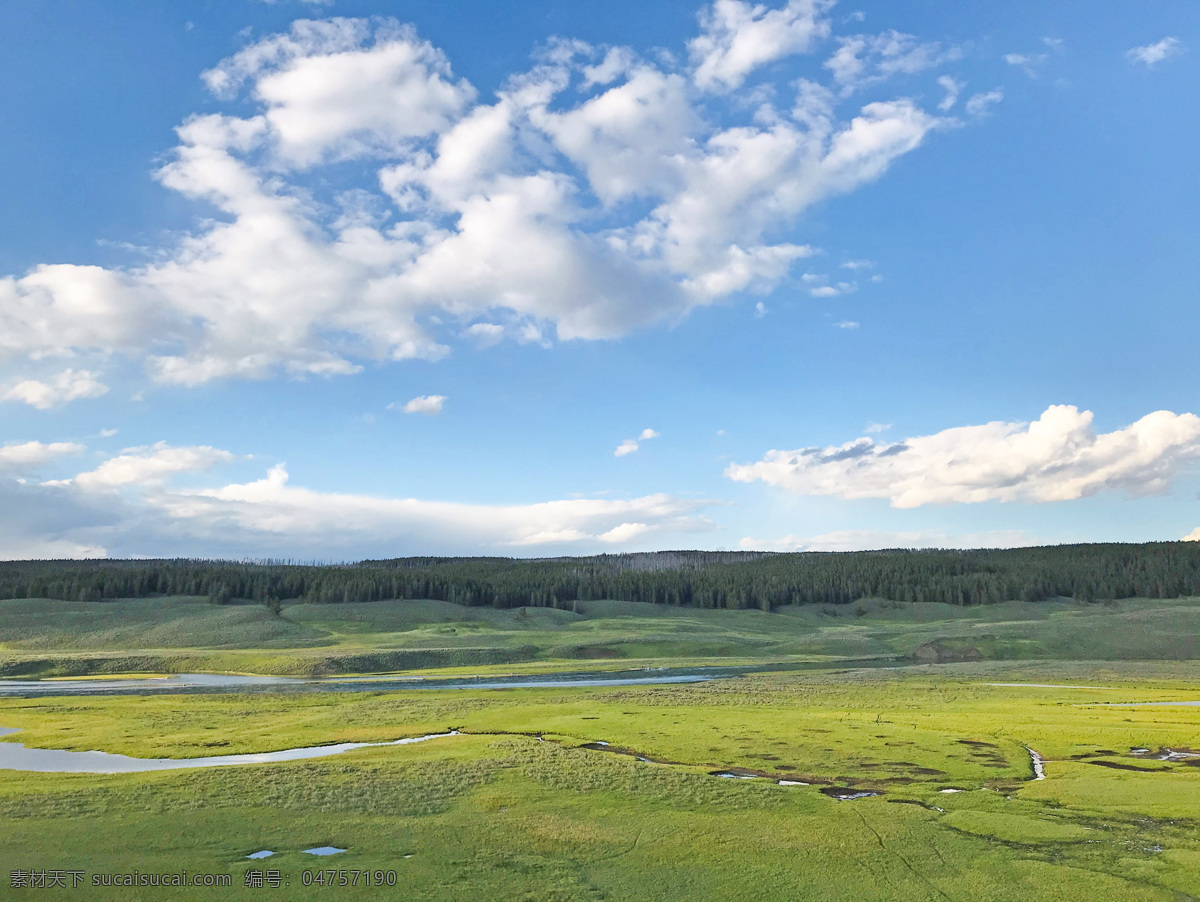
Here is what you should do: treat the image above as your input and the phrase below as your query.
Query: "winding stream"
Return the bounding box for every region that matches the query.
[0,727,459,774]
[0,668,728,699]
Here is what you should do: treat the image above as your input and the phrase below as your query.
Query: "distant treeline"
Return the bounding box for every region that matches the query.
[1,544,1198,610]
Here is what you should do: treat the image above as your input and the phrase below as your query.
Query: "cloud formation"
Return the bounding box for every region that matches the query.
[1184,527,1200,542]
[1127,37,1183,67]
[615,428,660,457]
[395,394,446,415]
[0,438,717,559]
[0,3,958,392]
[2,369,108,410]
[726,405,1200,508]
[0,441,84,475]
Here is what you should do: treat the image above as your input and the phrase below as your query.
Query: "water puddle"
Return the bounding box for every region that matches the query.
[778,780,809,786]
[0,729,459,774]
[246,851,274,860]
[820,787,880,801]
[302,847,346,857]
[1129,747,1200,761]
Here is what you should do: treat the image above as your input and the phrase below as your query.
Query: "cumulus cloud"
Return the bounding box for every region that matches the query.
[1127,37,1183,67]
[1184,527,1200,542]
[689,0,832,91]
[0,441,84,475]
[67,443,240,490]
[739,528,1032,552]
[394,394,446,415]
[0,9,959,390]
[0,438,717,558]
[615,428,660,456]
[727,405,1200,508]
[2,369,109,410]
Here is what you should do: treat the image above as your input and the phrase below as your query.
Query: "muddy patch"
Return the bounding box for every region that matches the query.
[1086,760,1164,772]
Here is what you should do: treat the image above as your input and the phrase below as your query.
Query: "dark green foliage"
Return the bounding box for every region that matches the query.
[0,543,1197,611]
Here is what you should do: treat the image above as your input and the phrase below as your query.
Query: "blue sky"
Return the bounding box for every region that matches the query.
[1,0,1197,559]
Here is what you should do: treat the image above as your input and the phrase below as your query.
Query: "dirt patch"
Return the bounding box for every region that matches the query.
[568,646,623,660]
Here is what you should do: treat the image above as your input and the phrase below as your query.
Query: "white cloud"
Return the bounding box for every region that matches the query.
[616,428,660,456]
[0,11,956,390]
[754,301,768,317]
[739,528,1032,552]
[826,30,961,93]
[614,438,640,457]
[1004,52,1047,78]
[202,19,475,166]
[833,320,859,329]
[1184,527,1200,542]
[863,421,890,433]
[1127,37,1183,67]
[0,439,719,558]
[391,394,446,415]
[936,75,963,111]
[965,89,1003,118]
[689,0,832,92]
[0,441,84,475]
[840,258,873,270]
[2,369,108,410]
[727,405,1200,508]
[464,322,506,347]
[68,443,239,490]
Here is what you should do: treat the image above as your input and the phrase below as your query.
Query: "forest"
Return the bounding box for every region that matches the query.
[0,543,1198,611]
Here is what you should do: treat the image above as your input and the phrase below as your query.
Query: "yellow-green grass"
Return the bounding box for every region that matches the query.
[2,664,1198,900]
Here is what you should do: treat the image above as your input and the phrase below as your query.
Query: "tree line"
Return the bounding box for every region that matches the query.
[0,543,1197,611]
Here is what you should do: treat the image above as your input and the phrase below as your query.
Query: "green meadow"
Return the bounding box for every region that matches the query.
[1,596,1198,899]
[1,594,1197,677]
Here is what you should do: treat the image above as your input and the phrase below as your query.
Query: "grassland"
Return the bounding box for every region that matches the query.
[1,595,1198,899]
[1,594,1197,677]
[2,663,1199,900]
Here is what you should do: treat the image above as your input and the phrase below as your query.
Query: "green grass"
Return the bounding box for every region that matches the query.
[2,663,1198,900]
[2,595,1197,678]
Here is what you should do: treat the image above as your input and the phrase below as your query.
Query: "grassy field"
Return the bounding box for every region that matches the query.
[1,596,1198,898]
[1,595,1197,677]
[1,662,1198,900]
